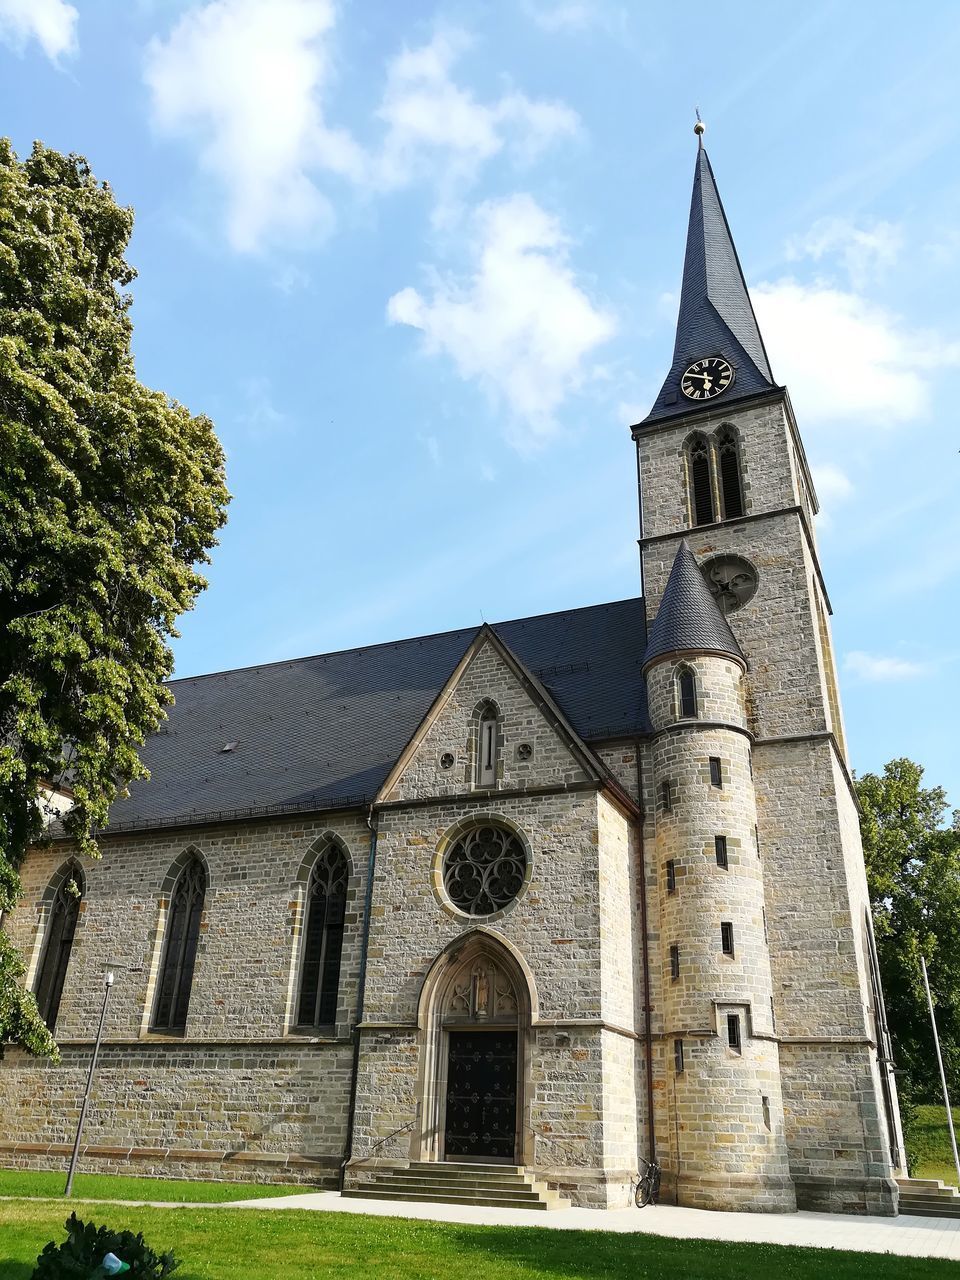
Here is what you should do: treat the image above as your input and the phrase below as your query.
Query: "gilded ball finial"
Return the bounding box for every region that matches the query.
[694,112,705,137]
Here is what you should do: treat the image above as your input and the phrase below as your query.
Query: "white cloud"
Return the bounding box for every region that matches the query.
[523,1,623,32]
[753,279,960,425]
[786,216,902,288]
[810,462,853,526]
[844,651,928,682]
[0,0,77,60]
[375,31,579,191]
[387,194,615,448]
[145,0,363,252]
[145,9,578,252]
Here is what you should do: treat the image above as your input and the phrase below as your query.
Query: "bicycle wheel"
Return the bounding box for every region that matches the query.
[636,1174,653,1207]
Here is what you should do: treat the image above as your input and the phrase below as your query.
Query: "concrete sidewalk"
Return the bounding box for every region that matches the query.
[223,1189,960,1262]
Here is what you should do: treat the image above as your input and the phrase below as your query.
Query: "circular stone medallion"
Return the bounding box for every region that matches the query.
[700,554,758,615]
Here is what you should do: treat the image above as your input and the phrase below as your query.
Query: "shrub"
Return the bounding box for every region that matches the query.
[32,1212,180,1278]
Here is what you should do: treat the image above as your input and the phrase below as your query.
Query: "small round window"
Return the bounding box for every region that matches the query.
[442,824,528,916]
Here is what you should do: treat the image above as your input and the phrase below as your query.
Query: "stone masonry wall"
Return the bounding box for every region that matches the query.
[1,810,370,1182]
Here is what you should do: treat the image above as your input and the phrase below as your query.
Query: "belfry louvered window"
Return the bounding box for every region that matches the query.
[34,865,83,1031]
[687,433,716,526]
[716,426,744,519]
[153,856,206,1033]
[297,843,348,1027]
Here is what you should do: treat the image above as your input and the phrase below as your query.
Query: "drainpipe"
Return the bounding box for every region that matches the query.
[339,804,378,1192]
[635,743,656,1165]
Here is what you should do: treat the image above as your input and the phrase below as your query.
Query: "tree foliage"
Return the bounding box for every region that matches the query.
[858,758,960,1103]
[0,140,228,1055]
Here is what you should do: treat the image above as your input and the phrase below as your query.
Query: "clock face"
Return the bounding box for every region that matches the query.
[700,554,758,615]
[681,356,735,401]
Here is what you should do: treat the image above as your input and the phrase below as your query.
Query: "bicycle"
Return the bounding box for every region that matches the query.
[634,1156,662,1207]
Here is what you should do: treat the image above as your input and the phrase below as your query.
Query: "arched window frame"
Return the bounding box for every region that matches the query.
[675,664,699,720]
[472,699,501,789]
[34,861,84,1031]
[714,424,745,520]
[294,837,349,1030]
[152,851,207,1034]
[684,431,717,526]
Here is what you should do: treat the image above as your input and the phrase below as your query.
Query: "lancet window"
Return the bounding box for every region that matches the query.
[34,864,83,1031]
[153,854,206,1033]
[296,841,348,1028]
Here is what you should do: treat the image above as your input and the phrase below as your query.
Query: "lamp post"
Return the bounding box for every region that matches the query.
[64,969,114,1197]
[921,955,960,1189]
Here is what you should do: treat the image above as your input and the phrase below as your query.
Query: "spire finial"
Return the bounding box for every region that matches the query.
[694,108,705,148]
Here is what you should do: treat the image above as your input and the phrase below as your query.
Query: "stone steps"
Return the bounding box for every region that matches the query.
[897,1177,960,1219]
[345,1162,570,1210]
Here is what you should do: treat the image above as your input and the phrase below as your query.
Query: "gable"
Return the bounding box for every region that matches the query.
[379,633,597,805]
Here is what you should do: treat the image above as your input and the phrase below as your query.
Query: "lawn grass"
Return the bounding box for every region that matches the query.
[0,1168,305,1204]
[911,1103,960,1186]
[0,1203,952,1280]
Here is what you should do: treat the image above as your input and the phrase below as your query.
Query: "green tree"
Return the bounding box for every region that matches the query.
[0,140,228,1056]
[857,758,960,1103]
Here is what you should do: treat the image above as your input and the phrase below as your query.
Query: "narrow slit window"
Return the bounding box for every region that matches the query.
[762,907,769,943]
[477,708,498,787]
[661,780,673,812]
[762,1095,771,1130]
[666,860,677,894]
[670,944,680,982]
[770,996,777,1031]
[755,824,761,858]
[709,757,723,788]
[688,434,716,526]
[34,865,83,1032]
[716,426,745,520]
[727,1012,742,1053]
[674,1038,685,1074]
[677,666,698,719]
[715,835,728,869]
[721,921,735,957]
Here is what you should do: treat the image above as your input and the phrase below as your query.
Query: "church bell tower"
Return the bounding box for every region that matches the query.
[634,123,903,1214]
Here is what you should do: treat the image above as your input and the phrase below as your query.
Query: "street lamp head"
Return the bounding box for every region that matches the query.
[105,971,114,987]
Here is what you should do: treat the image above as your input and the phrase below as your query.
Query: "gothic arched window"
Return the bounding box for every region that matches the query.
[475,701,499,788]
[296,842,348,1027]
[153,855,206,1033]
[716,426,745,520]
[35,863,83,1031]
[686,433,716,526]
[676,665,698,719]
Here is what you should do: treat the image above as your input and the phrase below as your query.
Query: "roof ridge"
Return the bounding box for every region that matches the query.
[167,596,644,687]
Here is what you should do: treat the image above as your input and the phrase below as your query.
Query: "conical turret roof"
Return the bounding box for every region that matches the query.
[643,541,745,671]
[642,143,776,426]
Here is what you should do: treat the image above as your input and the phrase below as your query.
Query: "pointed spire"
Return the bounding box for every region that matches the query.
[642,134,776,425]
[642,541,745,672]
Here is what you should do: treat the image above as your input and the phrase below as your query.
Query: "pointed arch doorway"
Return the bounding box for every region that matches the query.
[417,933,533,1165]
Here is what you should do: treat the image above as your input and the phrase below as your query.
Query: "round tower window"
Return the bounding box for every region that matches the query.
[442,824,528,916]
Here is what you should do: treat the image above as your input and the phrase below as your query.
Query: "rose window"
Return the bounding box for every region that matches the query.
[442,825,527,916]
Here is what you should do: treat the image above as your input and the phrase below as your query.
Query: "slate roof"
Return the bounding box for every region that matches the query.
[641,144,776,427]
[642,542,744,670]
[101,598,649,833]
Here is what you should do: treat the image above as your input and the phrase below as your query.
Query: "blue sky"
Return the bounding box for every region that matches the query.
[2,0,958,808]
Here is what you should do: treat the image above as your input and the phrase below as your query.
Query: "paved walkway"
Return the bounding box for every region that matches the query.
[222,1189,960,1262]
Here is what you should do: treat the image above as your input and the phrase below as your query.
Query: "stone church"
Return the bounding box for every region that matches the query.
[1,132,905,1214]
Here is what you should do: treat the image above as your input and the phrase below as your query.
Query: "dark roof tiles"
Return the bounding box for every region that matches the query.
[103,598,650,833]
[642,541,744,670]
[642,146,775,426]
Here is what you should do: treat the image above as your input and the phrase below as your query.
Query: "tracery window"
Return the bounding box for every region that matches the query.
[687,433,716,526]
[34,864,83,1031]
[676,665,698,719]
[442,824,527,916]
[152,854,206,1033]
[296,842,348,1027]
[716,426,745,519]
